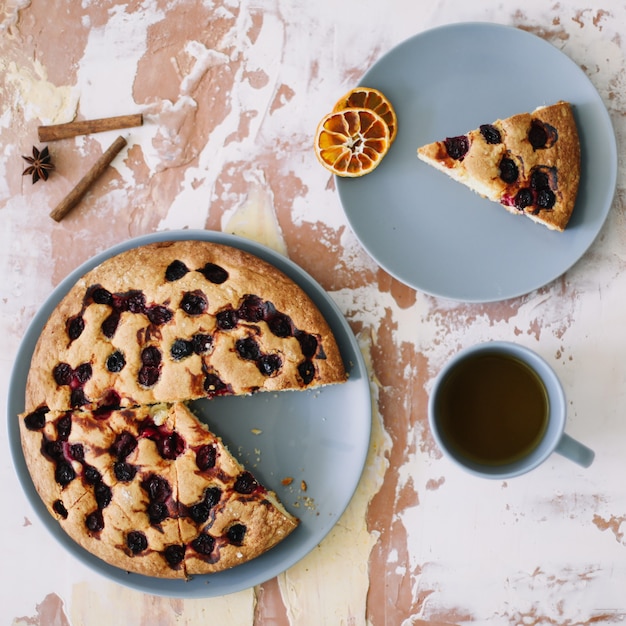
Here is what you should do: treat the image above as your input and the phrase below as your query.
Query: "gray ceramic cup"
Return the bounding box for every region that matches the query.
[428,341,594,479]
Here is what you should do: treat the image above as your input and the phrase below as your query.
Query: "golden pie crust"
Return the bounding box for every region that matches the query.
[417,101,581,231]
[19,240,348,578]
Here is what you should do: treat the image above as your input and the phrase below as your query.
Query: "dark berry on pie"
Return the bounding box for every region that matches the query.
[24,407,47,431]
[191,533,216,555]
[95,390,122,414]
[258,354,282,376]
[55,460,76,486]
[67,316,85,341]
[75,363,93,384]
[85,510,105,532]
[91,286,113,305]
[536,188,556,210]
[106,351,126,373]
[514,188,534,210]
[203,486,222,509]
[203,373,230,396]
[499,157,519,184]
[180,290,208,316]
[530,168,550,190]
[120,290,146,314]
[198,262,229,284]
[140,421,185,459]
[267,312,292,338]
[163,544,185,567]
[43,439,63,460]
[160,432,185,460]
[227,523,247,546]
[70,388,88,408]
[141,346,162,367]
[480,124,502,144]
[298,361,316,385]
[127,530,148,554]
[188,487,222,523]
[236,336,261,361]
[138,365,160,388]
[216,308,238,330]
[196,444,217,471]
[148,502,169,525]
[94,481,112,509]
[147,305,173,326]
[170,339,193,361]
[528,119,557,149]
[53,363,72,386]
[101,311,120,338]
[165,260,189,282]
[111,431,138,460]
[56,414,72,440]
[141,474,172,503]
[114,461,137,482]
[52,499,68,519]
[234,471,259,495]
[192,334,213,354]
[296,332,319,359]
[69,443,84,461]
[188,501,211,524]
[83,465,102,485]
[238,295,266,322]
[444,135,469,160]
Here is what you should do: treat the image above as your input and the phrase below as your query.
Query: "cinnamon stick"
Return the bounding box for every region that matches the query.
[49,135,128,222]
[38,114,143,142]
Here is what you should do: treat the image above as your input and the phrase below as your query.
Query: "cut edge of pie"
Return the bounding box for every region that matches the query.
[417,100,581,232]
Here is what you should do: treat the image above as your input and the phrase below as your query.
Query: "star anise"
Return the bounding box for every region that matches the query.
[22,145,55,184]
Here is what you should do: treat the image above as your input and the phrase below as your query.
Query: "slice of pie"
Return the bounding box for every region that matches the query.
[19,402,299,578]
[417,101,581,231]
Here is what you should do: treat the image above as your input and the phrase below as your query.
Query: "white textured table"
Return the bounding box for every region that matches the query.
[2,1,626,624]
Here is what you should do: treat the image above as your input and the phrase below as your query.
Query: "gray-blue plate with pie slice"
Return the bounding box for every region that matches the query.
[337,22,617,302]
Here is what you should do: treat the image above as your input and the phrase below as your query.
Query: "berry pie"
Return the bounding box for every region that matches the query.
[417,101,581,231]
[19,240,347,578]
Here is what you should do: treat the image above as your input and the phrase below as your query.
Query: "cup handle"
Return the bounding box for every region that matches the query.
[555,432,595,468]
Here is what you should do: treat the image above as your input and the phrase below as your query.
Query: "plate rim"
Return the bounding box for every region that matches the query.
[337,21,618,302]
[7,229,372,598]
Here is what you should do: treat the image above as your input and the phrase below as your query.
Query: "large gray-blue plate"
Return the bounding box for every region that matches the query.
[8,230,371,598]
[337,22,617,302]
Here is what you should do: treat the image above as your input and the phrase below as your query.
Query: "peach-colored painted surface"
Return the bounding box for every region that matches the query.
[3,1,626,624]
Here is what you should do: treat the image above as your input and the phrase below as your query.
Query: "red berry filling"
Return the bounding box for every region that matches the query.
[139,418,185,460]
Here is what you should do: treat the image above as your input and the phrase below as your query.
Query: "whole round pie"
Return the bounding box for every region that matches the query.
[18,239,347,578]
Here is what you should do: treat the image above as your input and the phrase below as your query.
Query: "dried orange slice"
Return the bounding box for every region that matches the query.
[333,87,398,143]
[314,107,390,177]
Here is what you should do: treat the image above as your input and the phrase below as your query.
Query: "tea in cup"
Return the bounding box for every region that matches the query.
[428,341,594,479]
